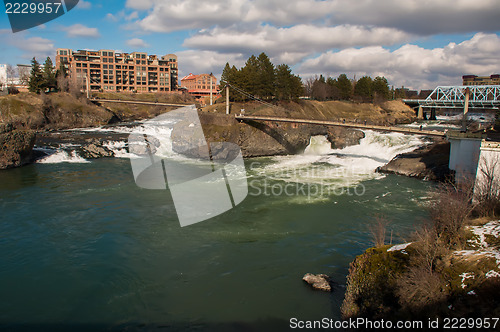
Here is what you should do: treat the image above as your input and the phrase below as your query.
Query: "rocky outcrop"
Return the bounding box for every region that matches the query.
[0,129,36,169]
[172,112,365,158]
[78,143,114,159]
[303,273,332,292]
[377,139,451,181]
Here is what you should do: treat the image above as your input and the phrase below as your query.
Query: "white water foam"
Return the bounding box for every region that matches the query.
[36,150,90,164]
[258,130,426,187]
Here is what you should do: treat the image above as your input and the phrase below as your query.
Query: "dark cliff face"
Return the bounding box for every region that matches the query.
[0,127,36,169]
[171,112,365,158]
[377,139,451,181]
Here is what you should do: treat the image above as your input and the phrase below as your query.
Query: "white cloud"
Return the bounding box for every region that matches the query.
[125,0,500,35]
[184,24,412,64]
[78,0,92,9]
[176,50,247,80]
[10,35,55,60]
[130,0,337,33]
[126,38,150,48]
[64,24,101,38]
[106,13,118,22]
[328,0,500,35]
[298,33,500,89]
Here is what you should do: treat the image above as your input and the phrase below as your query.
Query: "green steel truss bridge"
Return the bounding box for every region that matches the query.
[404,85,500,110]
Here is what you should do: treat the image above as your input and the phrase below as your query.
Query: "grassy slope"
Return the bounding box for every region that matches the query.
[204,99,416,125]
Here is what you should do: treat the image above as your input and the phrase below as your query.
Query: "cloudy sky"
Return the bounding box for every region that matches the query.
[1,0,499,89]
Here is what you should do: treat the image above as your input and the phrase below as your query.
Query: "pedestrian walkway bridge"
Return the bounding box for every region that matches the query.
[235,115,446,137]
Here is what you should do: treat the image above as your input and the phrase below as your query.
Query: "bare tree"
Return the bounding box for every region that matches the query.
[411,224,446,274]
[6,64,16,87]
[18,65,30,86]
[368,214,391,247]
[474,153,500,216]
[429,180,474,248]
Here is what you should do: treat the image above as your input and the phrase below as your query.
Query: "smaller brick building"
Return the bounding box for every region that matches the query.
[180,73,219,102]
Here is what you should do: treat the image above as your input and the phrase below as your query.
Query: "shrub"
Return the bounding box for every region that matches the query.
[429,181,474,248]
[396,267,447,315]
[474,154,500,217]
[7,86,19,95]
[368,214,391,248]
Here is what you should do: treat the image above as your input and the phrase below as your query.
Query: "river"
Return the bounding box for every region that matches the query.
[0,120,437,331]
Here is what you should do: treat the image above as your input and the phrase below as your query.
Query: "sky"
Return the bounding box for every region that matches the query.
[0,0,499,90]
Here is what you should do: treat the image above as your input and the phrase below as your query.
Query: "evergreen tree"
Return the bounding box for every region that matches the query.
[42,57,57,92]
[220,62,232,97]
[335,74,352,100]
[28,57,44,94]
[275,64,302,101]
[354,76,373,101]
[256,52,275,100]
[326,76,340,100]
[239,55,259,98]
[371,76,390,100]
[220,63,241,101]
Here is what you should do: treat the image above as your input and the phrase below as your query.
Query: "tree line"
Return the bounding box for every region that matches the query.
[305,74,393,102]
[220,53,303,101]
[28,57,71,94]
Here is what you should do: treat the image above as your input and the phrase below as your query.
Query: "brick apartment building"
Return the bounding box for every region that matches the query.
[55,49,178,93]
[462,74,500,86]
[180,73,219,101]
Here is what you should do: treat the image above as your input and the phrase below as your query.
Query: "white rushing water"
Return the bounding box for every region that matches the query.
[36,150,90,164]
[257,130,426,187]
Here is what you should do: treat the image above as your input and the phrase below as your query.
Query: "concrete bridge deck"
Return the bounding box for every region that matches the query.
[235,115,446,137]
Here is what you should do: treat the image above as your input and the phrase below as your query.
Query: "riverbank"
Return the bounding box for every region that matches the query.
[342,217,500,320]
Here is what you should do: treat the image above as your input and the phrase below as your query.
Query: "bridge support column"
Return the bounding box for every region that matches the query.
[417,106,424,119]
[462,87,470,132]
[430,107,437,120]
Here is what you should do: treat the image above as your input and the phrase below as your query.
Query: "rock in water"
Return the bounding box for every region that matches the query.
[377,139,451,181]
[0,130,36,169]
[303,273,332,292]
[79,143,114,159]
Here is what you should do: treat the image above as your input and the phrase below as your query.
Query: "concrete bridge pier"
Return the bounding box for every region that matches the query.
[429,107,437,120]
[447,132,486,182]
[417,106,424,119]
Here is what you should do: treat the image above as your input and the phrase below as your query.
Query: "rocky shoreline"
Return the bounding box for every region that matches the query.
[0,124,36,169]
[376,138,452,181]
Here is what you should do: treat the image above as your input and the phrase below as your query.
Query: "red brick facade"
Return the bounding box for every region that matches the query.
[56,48,178,93]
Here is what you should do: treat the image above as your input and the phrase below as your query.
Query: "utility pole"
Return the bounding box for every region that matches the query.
[462,87,470,132]
[210,74,213,106]
[226,85,230,115]
[86,75,90,99]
